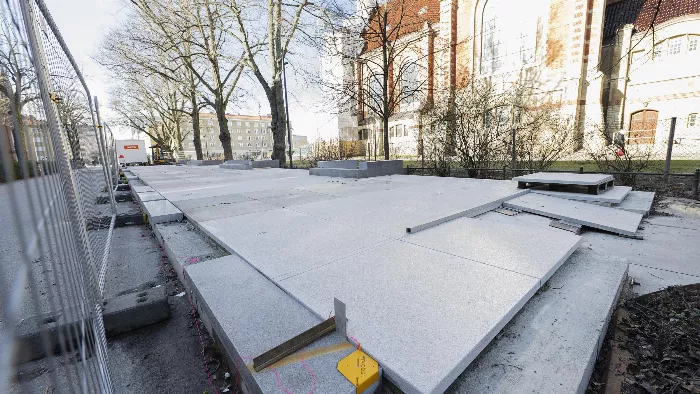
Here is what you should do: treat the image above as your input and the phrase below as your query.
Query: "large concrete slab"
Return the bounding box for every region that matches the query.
[513,172,613,186]
[142,199,183,224]
[504,193,643,236]
[185,199,277,222]
[136,191,165,203]
[199,208,392,280]
[448,250,628,394]
[131,185,155,193]
[185,255,355,394]
[278,240,543,394]
[404,217,582,283]
[532,185,631,203]
[614,190,654,216]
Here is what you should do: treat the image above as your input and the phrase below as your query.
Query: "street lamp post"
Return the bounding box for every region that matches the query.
[283,60,293,169]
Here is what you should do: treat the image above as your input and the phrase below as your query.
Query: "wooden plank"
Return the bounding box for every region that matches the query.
[252,317,336,372]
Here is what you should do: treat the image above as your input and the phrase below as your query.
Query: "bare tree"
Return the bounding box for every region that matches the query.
[320,0,436,160]
[98,9,208,159]
[223,0,314,166]
[0,10,38,159]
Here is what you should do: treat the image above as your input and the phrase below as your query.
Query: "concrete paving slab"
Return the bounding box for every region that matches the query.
[504,193,643,236]
[448,250,628,394]
[185,199,277,222]
[170,193,253,211]
[199,208,392,280]
[131,185,155,193]
[513,172,614,186]
[293,179,411,197]
[142,199,183,224]
[136,191,165,202]
[532,185,631,203]
[614,190,654,216]
[184,255,355,394]
[278,240,541,394]
[583,215,700,277]
[404,217,581,283]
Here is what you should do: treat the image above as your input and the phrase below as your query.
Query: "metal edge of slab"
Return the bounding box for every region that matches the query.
[513,173,614,186]
[405,189,530,234]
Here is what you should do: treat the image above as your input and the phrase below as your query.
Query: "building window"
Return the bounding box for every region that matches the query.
[245,121,250,126]
[236,121,242,126]
[389,126,395,138]
[207,119,213,126]
[256,143,261,147]
[401,62,420,101]
[254,122,259,127]
[239,143,244,147]
[246,129,250,134]
[404,126,409,137]
[689,113,698,128]
[254,129,259,134]
[653,43,664,59]
[668,37,682,55]
[690,36,698,52]
[247,143,251,147]
[481,0,538,74]
[263,142,268,147]
[247,136,251,140]
[238,136,242,140]
[228,121,232,126]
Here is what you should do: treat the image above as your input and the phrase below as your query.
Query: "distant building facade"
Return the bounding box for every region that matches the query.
[180,113,274,160]
[328,0,700,155]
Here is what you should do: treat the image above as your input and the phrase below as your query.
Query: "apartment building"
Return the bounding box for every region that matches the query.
[180,113,274,160]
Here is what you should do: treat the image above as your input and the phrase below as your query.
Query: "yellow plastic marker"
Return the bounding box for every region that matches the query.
[337,349,379,394]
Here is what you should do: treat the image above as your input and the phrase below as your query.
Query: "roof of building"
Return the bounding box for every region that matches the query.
[604,0,700,43]
[362,0,439,53]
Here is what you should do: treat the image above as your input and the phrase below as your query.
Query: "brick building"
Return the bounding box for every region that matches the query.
[331,0,700,155]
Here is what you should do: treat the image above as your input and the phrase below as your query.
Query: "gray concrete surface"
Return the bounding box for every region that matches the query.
[185,255,355,394]
[448,249,628,394]
[142,200,183,224]
[103,226,162,298]
[504,193,643,236]
[614,190,655,216]
[317,160,359,169]
[532,185,631,203]
[513,172,614,186]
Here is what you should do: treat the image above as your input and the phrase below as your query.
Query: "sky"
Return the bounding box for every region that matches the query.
[45,0,338,141]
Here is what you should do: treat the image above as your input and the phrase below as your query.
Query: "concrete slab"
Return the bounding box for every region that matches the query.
[513,172,613,186]
[614,190,654,216]
[404,217,582,283]
[532,186,631,203]
[504,193,643,236]
[170,193,252,211]
[317,160,359,169]
[136,191,165,203]
[186,199,277,222]
[309,167,367,178]
[152,221,228,281]
[184,255,356,394]
[142,200,183,224]
[199,208,392,280]
[131,185,155,193]
[278,240,542,394]
[448,250,628,394]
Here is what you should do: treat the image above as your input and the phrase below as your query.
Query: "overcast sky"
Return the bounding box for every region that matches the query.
[45,0,337,140]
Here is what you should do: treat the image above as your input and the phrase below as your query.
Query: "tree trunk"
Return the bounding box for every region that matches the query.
[214,100,233,160]
[383,115,389,160]
[190,92,203,160]
[268,80,287,167]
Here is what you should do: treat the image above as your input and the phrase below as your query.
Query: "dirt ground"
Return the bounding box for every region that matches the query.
[587,284,700,394]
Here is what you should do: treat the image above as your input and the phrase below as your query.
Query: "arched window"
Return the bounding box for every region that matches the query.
[688,113,698,128]
[481,0,542,74]
[401,61,420,101]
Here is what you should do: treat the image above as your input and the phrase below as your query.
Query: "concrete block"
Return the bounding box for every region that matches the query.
[199,208,391,280]
[504,193,643,236]
[404,217,581,284]
[251,159,279,168]
[513,172,614,186]
[184,255,356,394]
[152,221,228,281]
[131,185,155,193]
[309,167,368,178]
[278,240,542,394]
[12,312,84,364]
[614,190,654,216]
[103,283,170,336]
[224,159,254,165]
[449,250,628,394]
[317,160,359,169]
[142,199,183,224]
[135,191,165,203]
[187,159,223,166]
[532,185,632,204]
[359,160,404,176]
[220,163,252,170]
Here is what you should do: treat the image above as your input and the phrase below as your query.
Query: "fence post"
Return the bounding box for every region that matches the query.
[664,117,677,179]
[579,166,583,174]
[502,165,507,180]
[692,168,700,200]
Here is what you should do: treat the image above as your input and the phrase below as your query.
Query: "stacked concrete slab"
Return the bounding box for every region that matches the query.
[309,160,403,178]
[187,159,223,166]
[219,159,280,170]
[514,172,615,194]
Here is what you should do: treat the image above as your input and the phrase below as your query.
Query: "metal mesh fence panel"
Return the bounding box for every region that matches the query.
[1,0,114,392]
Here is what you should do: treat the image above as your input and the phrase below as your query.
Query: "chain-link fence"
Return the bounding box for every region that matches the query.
[1,0,115,392]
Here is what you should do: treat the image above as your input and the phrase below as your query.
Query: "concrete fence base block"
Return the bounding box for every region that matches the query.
[103,283,170,337]
[318,160,359,169]
[310,160,403,179]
